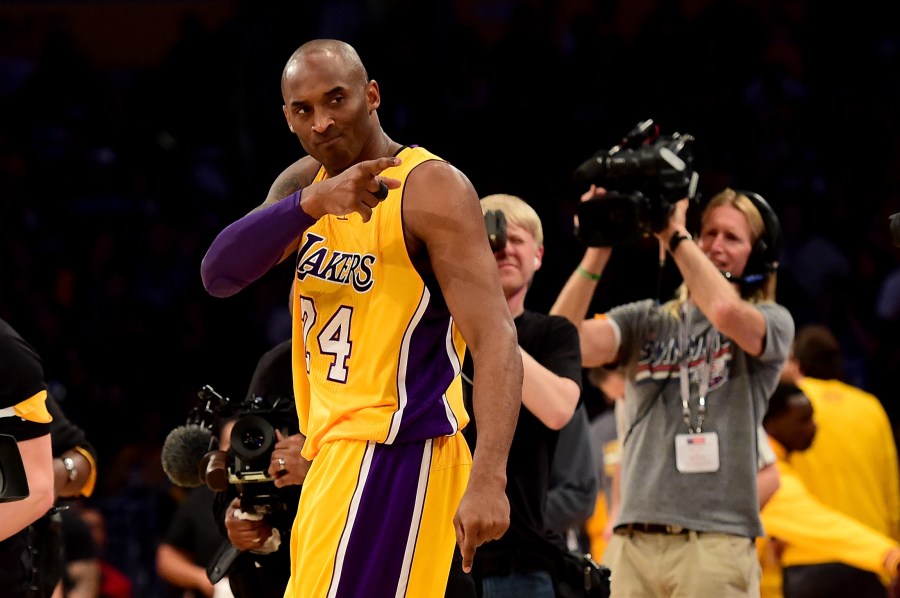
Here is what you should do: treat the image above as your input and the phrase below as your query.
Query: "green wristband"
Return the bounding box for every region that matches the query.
[576,265,602,282]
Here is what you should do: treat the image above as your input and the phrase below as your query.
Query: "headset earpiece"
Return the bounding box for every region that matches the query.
[735,189,782,282]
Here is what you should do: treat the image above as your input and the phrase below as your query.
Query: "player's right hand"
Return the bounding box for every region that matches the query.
[453,482,510,573]
[300,156,402,222]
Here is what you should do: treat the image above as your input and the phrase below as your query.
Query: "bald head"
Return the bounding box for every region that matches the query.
[282,39,369,95]
[279,38,385,174]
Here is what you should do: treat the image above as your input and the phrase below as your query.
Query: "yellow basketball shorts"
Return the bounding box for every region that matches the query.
[284,433,471,598]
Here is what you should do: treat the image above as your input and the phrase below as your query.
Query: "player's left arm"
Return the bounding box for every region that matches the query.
[403,160,521,572]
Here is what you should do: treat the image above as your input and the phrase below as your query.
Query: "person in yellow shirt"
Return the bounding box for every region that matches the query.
[760,382,900,598]
[781,324,900,593]
[201,39,521,597]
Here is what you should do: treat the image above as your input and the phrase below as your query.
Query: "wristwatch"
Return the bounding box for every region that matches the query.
[63,456,78,482]
[668,231,693,253]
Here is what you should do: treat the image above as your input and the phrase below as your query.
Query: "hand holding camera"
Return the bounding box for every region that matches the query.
[267,430,310,489]
[225,496,276,552]
[653,197,691,246]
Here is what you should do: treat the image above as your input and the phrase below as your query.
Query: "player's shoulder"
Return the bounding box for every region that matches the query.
[404,151,474,201]
[266,156,323,203]
[401,145,444,163]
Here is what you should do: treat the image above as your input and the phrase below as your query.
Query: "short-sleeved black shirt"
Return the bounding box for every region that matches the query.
[0,318,50,440]
[0,318,50,593]
[463,310,583,569]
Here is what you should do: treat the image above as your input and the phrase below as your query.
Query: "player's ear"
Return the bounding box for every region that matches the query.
[366,79,381,112]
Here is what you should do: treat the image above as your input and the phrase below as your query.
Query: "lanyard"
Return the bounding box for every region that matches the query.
[678,306,716,433]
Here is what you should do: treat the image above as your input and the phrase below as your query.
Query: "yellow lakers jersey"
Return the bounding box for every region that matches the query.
[290,146,469,459]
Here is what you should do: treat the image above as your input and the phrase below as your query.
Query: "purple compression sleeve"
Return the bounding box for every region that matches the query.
[201,190,316,297]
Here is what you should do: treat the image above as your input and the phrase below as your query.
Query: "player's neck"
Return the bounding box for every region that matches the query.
[379,135,403,158]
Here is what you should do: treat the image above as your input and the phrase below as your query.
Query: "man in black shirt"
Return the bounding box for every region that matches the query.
[447,194,583,597]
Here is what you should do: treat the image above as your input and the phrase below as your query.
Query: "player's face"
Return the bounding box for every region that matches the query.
[493,221,542,298]
[698,205,754,278]
[282,53,376,173]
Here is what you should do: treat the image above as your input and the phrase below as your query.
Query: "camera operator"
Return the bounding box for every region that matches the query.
[160,339,303,598]
[446,193,584,598]
[213,338,305,598]
[551,186,794,598]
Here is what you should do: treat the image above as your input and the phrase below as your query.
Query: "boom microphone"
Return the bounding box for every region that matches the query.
[161,424,212,488]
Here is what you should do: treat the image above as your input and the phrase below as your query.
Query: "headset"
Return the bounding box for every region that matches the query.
[723,189,783,293]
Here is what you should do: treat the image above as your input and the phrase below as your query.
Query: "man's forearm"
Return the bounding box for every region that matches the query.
[666,230,766,353]
[520,348,579,430]
[201,191,315,297]
[550,248,611,326]
[0,434,54,541]
[469,338,522,482]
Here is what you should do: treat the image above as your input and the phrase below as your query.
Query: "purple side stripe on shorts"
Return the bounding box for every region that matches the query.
[332,439,431,598]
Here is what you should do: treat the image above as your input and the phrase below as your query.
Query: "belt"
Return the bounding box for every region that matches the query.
[614,523,690,535]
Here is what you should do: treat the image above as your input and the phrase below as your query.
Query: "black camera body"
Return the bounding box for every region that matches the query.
[483,209,508,253]
[573,119,699,247]
[189,385,297,515]
[225,396,296,515]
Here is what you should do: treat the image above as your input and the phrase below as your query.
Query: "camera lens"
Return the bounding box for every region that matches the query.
[242,430,265,450]
[230,414,275,460]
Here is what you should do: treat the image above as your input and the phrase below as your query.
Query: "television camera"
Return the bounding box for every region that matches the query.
[572,119,700,247]
[162,384,297,516]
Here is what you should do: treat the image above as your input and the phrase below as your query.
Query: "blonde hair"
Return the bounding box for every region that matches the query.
[480,194,543,248]
[662,188,777,317]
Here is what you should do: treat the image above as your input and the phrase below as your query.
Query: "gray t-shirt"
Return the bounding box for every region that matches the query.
[609,299,794,538]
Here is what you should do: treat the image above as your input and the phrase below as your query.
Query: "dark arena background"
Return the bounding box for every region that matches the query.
[1,1,899,596]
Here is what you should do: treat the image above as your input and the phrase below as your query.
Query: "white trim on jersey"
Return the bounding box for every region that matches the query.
[394,438,432,598]
[441,318,462,435]
[328,441,376,598]
[386,286,431,444]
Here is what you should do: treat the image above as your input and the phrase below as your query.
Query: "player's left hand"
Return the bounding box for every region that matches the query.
[268,430,311,487]
[453,477,510,573]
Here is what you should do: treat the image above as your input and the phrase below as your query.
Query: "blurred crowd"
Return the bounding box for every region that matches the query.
[1,1,899,596]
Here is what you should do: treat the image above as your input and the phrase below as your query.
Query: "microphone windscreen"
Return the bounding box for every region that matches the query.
[161,424,211,488]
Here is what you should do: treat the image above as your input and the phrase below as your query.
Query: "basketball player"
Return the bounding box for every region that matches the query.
[201,39,521,597]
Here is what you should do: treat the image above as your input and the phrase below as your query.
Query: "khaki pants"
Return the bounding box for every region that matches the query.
[602,529,761,598]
